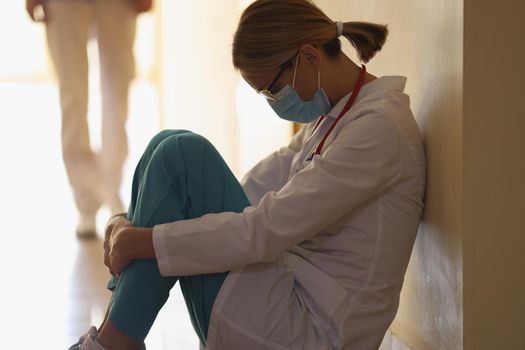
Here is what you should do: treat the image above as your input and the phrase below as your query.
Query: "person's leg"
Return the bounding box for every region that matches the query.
[94,0,137,214]
[45,1,102,236]
[162,131,251,345]
[178,272,229,346]
[104,130,190,292]
[96,130,249,349]
[82,130,185,350]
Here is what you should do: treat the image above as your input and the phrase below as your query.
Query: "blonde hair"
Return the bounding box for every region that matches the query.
[232,0,388,72]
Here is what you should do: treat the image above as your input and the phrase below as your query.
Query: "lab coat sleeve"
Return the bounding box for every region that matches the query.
[153,114,403,276]
[240,125,307,205]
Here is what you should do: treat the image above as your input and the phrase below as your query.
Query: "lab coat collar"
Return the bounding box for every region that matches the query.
[325,76,407,120]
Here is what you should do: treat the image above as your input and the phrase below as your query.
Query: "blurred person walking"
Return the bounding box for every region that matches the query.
[26,0,153,238]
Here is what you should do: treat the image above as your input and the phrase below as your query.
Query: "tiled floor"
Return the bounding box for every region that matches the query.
[0,81,200,349]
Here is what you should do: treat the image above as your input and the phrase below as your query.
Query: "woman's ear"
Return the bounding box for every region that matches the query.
[299,44,321,69]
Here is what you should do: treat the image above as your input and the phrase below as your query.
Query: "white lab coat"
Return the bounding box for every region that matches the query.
[153,76,426,350]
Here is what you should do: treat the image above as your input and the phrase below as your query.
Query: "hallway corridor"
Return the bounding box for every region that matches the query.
[0,81,200,349]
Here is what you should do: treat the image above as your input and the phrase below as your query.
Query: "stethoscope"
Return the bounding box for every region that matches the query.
[306,65,367,161]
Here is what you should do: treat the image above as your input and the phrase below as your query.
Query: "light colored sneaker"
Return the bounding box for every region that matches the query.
[68,326,98,350]
[68,325,147,350]
[78,335,106,350]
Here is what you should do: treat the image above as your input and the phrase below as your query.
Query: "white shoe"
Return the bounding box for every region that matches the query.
[68,325,147,350]
[76,213,97,239]
[78,336,106,350]
[79,337,147,350]
[68,326,99,350]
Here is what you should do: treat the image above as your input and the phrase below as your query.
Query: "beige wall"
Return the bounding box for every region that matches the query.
[317,1,464,349]
[463,0,525,349]
[318,0,525,349]
[158,0,241,172]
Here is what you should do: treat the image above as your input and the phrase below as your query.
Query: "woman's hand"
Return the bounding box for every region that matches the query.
[26,0,48,22]
[104,214,132,276]
[108,225,134,275]
[104,213,128,237]
[104,214,156,276]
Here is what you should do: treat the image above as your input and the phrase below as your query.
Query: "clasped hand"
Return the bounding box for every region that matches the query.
[104,214,134,276]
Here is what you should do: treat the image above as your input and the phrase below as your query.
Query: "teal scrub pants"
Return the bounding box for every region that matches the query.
[105,130,250,346]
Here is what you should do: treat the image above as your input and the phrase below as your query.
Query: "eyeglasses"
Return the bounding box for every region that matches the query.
[258,57,295,102]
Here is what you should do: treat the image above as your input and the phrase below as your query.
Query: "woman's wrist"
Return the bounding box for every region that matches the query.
[122,226,156,260]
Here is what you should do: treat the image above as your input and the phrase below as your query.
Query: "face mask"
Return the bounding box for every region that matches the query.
[270,56,331,123]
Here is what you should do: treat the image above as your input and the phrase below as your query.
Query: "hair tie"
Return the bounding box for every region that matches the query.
[335,21,344,37]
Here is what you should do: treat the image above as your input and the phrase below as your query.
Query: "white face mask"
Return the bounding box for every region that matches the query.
[270,55,331,123]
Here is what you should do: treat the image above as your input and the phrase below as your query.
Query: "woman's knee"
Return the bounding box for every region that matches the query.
[164,131,214,151]
[160,132,222,165]
[145,131,223,177]
[137,130,194,174]
[146,129,191,153]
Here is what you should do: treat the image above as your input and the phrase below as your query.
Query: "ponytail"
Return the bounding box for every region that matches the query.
[323,21,388,63]
[341,22,388,62]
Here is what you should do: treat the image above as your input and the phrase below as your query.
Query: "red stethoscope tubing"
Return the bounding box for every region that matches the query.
[307,65,367,160]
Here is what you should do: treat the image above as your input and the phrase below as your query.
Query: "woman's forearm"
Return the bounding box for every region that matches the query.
[123,226,156,260]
